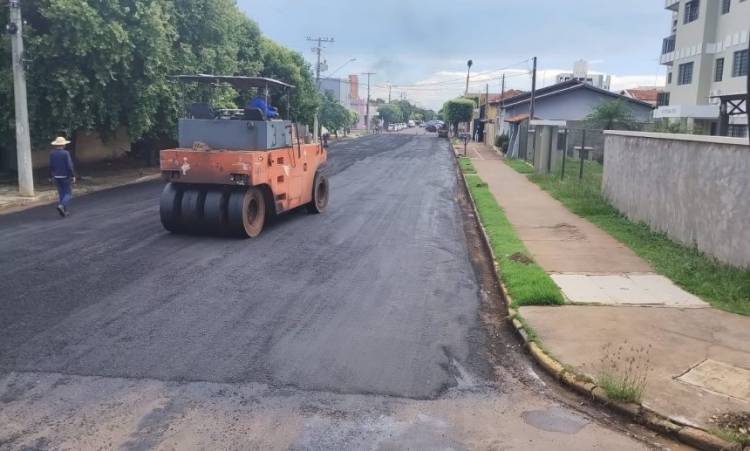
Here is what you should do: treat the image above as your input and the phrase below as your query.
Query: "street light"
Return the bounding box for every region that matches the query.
[328,58,357,78]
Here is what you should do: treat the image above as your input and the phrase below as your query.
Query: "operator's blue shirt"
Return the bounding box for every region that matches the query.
[49,149,75,178]
[247,96,279,119]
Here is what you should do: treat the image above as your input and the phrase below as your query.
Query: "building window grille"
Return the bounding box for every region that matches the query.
[732,50,748,77]
[657,92,671,106]
[667,72,673,84]
[715,58,724,82]
[721,0,731,13]
[684,0,700,23]
[677,62,694,85]
[662,35,676,54]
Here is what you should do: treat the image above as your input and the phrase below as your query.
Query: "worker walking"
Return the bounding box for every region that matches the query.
[48,136,75,217]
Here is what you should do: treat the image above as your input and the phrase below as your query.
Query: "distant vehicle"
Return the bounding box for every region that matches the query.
[408,120,415,128]
[388,123,396,132]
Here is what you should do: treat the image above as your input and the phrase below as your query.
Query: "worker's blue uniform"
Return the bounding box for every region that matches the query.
[49,148,75,210]
[247,96,279,119]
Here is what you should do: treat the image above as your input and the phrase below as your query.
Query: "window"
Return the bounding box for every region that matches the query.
[667,72,673,84]
[715,58,724,81]
[678,62,694,85]
[657,92,671,106]
[722,0,731,13]
[684,0,700,23]
[732,50,748,77]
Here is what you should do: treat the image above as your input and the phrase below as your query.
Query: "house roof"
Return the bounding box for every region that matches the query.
[501,80,654,110]
[620,87,662,104]
[488,90,526,105]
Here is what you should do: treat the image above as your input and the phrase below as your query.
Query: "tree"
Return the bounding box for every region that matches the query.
[584,100,637,131]
[377,104,402,126]
[442,98,474,135]
[258,38,318,127]
[0,0,319,164]
[348,110,359,129]
[319,93,350,136]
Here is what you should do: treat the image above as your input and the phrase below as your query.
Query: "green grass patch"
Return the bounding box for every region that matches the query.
[506,159,750,316]
[461,168,563,307]
[505,158,534,174]
[457,156,476,174]
[712,428,750,447]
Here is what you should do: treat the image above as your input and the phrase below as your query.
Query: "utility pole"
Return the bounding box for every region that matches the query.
[387,84,392,103]
[499,73,506,126]
[529,57,537,121]
[465,59,473,96]
[307,36,334,141]
[7,0,34,196]
[362,72,375,132]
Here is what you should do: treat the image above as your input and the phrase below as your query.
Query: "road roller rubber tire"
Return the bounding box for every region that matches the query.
[227,187,266,238]
[160,183,183,233]
[180,189,205,234]
[306,172,329,214]
[203,189,228,236]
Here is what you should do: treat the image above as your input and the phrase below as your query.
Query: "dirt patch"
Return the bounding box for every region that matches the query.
[551,223,585,241]
[509,253,533,265]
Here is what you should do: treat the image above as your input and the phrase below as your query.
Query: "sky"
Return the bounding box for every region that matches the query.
[238,0,668,110]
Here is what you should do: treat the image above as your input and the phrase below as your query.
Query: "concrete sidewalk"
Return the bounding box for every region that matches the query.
[462,141,750,433]
[0,164,159,214]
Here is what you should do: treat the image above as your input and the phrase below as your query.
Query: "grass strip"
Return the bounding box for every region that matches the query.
[459,157,563,307]
[506,158,750,316]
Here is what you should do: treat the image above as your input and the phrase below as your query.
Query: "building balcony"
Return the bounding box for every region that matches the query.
[660,52,675,65]
[665,0,679,11]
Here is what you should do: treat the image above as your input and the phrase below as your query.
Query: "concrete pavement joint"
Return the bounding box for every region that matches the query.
[454,145,742,451]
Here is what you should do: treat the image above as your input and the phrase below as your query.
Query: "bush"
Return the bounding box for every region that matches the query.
[494,134,510,151]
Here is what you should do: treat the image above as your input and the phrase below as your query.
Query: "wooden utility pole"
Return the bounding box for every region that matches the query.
[529,56,537,121]
[8,0,34,196]
[362,72,375,131]
[307,36,334,141]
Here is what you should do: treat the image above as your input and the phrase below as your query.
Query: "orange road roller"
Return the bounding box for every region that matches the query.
[159,75,329,237]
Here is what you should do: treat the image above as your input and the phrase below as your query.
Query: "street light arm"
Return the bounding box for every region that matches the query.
[328,58,357,78]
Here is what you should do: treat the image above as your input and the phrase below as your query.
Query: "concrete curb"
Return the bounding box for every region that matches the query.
[452,148,742,451]
[0,173,161,215]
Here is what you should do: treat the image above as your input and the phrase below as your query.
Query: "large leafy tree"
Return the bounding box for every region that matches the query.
[0,0,316,164]
[442,98,475,134]
[259,38,318,127]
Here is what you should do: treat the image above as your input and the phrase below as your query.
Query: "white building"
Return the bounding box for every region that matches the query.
[655,0,749,137]
[318,77,353,110]
[555,60,612,90]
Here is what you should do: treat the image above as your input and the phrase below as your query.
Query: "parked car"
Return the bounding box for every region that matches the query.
[408,120,415,128]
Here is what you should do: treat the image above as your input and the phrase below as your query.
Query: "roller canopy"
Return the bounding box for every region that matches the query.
[174,74,294,90]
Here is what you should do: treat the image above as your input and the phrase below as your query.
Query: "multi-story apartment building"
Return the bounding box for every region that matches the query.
[655,0,749,136]
[555,60,612,90]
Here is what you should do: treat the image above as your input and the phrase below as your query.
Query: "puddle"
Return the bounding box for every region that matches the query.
[522,406,589,434]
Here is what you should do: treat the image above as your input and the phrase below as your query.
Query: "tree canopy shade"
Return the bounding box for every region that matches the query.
[584,100,637,131]
[442,98,475,133]
[0,0,318,153]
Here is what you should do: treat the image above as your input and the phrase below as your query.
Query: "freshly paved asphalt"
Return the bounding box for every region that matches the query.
[0,132,662,449]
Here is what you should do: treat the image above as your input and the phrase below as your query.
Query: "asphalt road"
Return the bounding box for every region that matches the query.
[0,132,665,449]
